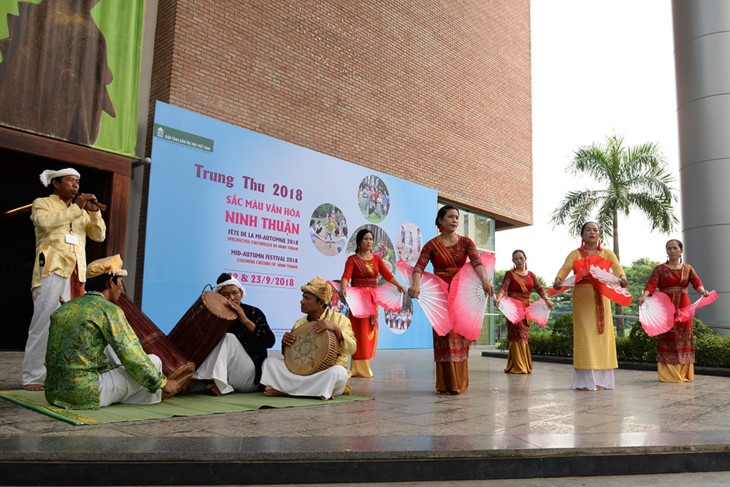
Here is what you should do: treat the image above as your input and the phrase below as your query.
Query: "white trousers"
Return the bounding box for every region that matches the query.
[23,273,71,385]
[98,350,163,407]
[192,333,257,394]
[260,358,347,400]
[571,369,615,390]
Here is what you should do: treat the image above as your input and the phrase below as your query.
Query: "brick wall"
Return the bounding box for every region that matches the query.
[148,0,532,227]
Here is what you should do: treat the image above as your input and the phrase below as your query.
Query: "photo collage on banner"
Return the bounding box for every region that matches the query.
[143,102,438,349]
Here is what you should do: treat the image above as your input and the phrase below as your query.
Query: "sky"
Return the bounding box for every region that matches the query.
[495,0,681,281]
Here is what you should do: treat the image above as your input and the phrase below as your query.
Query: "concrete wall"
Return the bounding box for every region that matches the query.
[673,0,730,326]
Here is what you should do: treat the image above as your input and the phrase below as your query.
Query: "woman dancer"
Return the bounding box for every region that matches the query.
[495,250,552,374]
[407,205,494,394]
[637,239,710,382]
[341,229,407,378]
[552,222,628,391]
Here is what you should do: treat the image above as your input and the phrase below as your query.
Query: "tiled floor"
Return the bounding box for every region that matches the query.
[1,348,730,484]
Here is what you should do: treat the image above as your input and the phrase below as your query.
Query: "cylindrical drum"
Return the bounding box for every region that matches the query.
[283,321,342,375]
[167,291,237,367]
[117,294,195,393]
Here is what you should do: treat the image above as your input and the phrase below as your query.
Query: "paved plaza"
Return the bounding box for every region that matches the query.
[1,348,730,484]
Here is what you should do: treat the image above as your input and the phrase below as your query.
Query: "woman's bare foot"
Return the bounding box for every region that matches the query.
[576,387,589,391]
[596,386,605,391]
[206,383,224,396]
[23,384,44,392]
[263,386,287,397]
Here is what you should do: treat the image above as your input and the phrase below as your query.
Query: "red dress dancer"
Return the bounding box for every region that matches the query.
[638,239,710,383]
[414,236,486,393]
[341,230,406,378]
[496,268,550,374]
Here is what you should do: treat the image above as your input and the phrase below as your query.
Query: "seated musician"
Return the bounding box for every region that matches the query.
[260,276,356,400]
[190,273,275,395]
[44,255,179,410]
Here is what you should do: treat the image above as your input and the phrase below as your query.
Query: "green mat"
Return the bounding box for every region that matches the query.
[0,389,373,426]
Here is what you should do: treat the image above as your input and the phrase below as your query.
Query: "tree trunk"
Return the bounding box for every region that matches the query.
[613,218,626,337]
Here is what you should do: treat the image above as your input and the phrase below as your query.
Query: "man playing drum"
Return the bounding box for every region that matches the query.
[24,167,106,391]
[45,255,179,409]
[260,276,356,400]
[190,273,276,395]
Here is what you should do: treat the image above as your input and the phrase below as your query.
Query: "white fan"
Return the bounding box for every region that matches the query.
[375,282,404,312]
[396,260,452,336]
[639,292,675,337]
[497,296,526,324]
[525,300,550,326]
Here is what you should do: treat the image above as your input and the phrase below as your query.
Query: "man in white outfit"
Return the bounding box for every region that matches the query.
[191,273,275,395]
[24,168,106,391]
[260,276,356,400]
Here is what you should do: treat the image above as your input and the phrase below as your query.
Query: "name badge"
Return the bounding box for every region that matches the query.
[65,233,79,245]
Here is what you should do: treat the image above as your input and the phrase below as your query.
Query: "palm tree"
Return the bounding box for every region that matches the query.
[550,134,678,336]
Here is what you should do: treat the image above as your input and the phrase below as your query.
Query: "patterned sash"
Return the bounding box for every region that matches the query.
[575,250,606,334]
[660,264,690,311]
[508,271,531,307]
[430,238,461,279]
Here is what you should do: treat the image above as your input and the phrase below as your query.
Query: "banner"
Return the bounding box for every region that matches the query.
[0,0,144,156]
[143,102,439,349]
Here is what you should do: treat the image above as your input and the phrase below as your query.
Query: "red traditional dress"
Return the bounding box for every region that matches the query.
[643,263,703,382]
[498,270,547,374]
[414,236,483,394]
[341,253,396,378]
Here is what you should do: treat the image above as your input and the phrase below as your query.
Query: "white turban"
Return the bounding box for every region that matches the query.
[214,277,246,297]
[39,168,81,187]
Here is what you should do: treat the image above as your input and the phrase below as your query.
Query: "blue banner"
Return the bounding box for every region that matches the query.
[144,102,438,349]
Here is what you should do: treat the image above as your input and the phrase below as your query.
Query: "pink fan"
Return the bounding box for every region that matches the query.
[448,254,493,341]
[396,259,452,336]
[375,282,403,312]
[525,300,550,326]
[548,274,576,297]
[497,296,526,324]
[344,287,377,318]
[396,260,414,288]
[480,251,496,282]
[588,265,633,306]
[327,280,341,292]
[677,290,718,322]
[639,291,675,336]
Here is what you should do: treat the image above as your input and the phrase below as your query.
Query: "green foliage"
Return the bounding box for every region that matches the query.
[550,313,573,337]
[507,315,730,369]
[694,334,730,368]
[528,330,572,357]
[550,134,678,245]
[692,318,713,339]
[616,322,657,362]
[623,257,660,314]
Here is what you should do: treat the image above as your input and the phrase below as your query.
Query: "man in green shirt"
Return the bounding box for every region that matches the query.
[45,255,179,409]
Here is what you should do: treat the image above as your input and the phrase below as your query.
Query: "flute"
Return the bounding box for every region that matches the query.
[72,194,107,211]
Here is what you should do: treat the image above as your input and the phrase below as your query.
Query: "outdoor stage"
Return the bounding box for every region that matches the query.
[1,348,730,485]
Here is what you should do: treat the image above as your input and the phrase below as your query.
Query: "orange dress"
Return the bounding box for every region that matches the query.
[341,253,395,378]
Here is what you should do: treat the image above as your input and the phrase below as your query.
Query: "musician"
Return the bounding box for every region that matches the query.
[45,255,179,410]
[260,276,356,400]
[190,273,276,394]
[23,168,106,391]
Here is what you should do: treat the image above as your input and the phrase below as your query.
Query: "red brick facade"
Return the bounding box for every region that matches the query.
[148,0,532,228]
